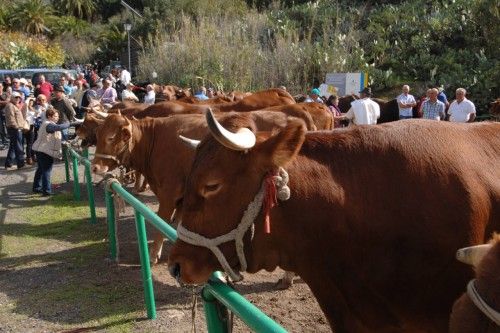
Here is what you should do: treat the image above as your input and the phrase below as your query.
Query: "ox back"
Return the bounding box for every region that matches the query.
[278,120,500,331]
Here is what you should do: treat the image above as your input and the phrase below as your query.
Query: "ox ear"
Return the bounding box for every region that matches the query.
[121,126,132,142]
[121,118,133,141]
[256,118,306,168]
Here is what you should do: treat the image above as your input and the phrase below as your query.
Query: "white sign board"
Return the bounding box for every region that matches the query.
[324,72,367,96]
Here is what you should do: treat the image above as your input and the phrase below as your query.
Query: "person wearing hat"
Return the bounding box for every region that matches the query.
[305,88,323,103]
[51,85,76,140]
[144,84,156,105]
[4,92,27,169]
[121,82,139,102]
[19,78,31,98]
[341,87,380,126]
[437,85,449,109]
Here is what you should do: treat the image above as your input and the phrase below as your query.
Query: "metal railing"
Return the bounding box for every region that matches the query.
[63,144,97,224]
[64,146,287,332]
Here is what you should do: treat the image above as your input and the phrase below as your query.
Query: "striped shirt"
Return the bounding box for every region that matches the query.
[422,100,445,120]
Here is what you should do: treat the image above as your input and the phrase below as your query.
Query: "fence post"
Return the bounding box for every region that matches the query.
[84,161,97,224]
[82,148,89,159]
[134,209,156,319]
[202,288,229,333]
[104,188,118,261]
[81,148,96,224]
[63,145,70,182]
[71,153,81,200]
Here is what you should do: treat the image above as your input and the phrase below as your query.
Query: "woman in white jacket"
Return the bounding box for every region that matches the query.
[32,108,81,195]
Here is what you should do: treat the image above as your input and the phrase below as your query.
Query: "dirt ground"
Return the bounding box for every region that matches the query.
[0,146,330,332]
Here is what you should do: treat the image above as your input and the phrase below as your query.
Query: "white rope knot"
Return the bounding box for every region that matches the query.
[274,167,290,201]
[177,167,290,282]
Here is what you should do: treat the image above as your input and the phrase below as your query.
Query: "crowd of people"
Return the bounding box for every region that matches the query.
[0,62,160,194]
[302,84,477,127]
[0,64,479,194]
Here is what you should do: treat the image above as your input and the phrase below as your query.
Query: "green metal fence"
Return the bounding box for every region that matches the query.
[64,146,287,333]
[63,144,97,224]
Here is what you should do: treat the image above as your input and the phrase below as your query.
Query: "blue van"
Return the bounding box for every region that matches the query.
[31,68,78,86]
[0,70,20,82]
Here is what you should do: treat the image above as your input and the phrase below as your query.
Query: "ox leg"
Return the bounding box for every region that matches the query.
[133,171,142,193]
[138,176,149,192]
[149,230,165,265]
[275,271,295,290]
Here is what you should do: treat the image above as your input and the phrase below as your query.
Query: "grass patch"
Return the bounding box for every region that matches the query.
[1,193,106,258]
[21,193,92,225]
[11,275,142,331]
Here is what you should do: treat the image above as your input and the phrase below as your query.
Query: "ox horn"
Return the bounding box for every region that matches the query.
[92,109,109,119]
[178,135,200,149]
[456,244,493,267]
[205,108,256,151]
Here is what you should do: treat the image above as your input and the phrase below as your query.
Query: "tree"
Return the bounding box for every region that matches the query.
[9,0,54,35]
[51,0,96,21]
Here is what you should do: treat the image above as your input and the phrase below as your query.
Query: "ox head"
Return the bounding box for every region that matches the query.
[168,110,306,284]
[76,112,106,148]
[91,112,133,175]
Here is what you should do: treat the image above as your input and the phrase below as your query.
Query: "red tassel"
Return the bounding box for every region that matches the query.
[263,171,277,234]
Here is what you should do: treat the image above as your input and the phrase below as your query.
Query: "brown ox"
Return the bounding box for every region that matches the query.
[91,112,299,265]
[213,88,295,112]
[155,85,178,101]
[168,114,500,332]
[450,235,500,332]
[133,101,209,119]
[227,90,252,101]
[262,102,333,130]
[75,112,105,148]
[176,96,233,104]
[131,88,296,119]
[108,101,143,112]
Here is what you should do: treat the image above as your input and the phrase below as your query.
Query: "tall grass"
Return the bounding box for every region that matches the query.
[137,5,365,94]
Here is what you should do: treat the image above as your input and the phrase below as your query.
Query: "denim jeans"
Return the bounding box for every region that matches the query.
[399,115,413,120]
[5,128,25,168]
[33,151,54,194]
[24,125,35,159]
[0,113,8,145]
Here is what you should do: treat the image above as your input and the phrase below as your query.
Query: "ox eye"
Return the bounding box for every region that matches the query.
[107,136,115,142]
[201,183,221,198]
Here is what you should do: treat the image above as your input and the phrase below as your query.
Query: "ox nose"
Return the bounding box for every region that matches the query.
[91,165,99,173]
[169,262,181,281]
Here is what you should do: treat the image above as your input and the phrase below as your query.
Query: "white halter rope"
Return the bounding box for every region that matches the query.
[176,167,290,282]
[467,279,500,326]
[93,142,130,163]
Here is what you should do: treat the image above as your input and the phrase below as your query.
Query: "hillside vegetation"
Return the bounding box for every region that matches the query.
[1,0,498,112]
